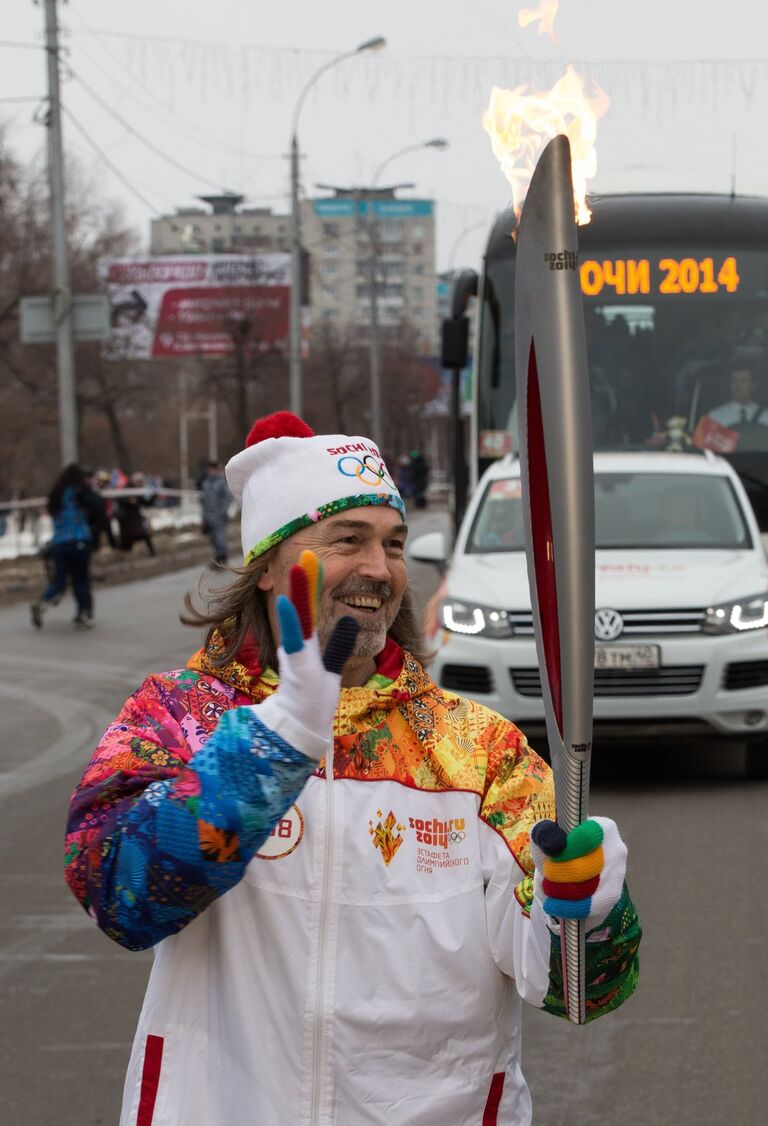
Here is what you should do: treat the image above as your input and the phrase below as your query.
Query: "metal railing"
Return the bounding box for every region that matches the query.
[0,489,212,561]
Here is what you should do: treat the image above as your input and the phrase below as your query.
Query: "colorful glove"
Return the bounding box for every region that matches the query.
[530,816,627,931]
[251,550,358,761]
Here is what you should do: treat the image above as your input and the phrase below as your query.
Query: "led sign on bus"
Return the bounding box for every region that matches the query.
[579,256,740,297]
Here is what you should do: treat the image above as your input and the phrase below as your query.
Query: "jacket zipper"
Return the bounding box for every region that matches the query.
[310,745,335,1125]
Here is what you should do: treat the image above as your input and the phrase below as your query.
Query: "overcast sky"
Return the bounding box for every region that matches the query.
[4,0,768,271]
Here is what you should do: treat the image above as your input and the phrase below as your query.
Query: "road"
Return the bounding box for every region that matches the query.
[1,505,765,1125]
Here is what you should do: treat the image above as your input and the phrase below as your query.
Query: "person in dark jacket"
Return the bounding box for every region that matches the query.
[116,474,156,556]
[200,461,232,566]
[30,464,98,629]
[85,470,116,551]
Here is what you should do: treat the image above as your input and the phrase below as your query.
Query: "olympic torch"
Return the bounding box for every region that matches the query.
[514,134,595,1024]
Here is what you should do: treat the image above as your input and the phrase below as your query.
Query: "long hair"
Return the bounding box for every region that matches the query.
[48,463,88,517]
[181,550,430,671]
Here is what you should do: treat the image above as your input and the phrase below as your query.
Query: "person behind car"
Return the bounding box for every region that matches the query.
[64,412,640,1125]
[707,366,768,428]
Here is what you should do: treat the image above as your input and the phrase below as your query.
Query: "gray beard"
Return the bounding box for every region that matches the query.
[316,580,396,660]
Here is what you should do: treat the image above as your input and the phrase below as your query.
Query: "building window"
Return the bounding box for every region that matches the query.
[322,221,339,238]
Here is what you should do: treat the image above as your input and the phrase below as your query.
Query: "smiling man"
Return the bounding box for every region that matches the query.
[64,412,640,1126]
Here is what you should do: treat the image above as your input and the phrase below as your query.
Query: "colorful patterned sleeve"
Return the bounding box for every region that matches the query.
[478,720,641,1021]
[64,673,316,951]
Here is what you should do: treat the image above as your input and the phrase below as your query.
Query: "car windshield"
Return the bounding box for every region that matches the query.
[467,470,753,552]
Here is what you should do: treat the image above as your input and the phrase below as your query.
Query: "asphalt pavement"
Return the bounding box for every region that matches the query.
[0,505,765,1125]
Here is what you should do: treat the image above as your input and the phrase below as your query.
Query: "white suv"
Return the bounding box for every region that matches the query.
[409,451,768,774]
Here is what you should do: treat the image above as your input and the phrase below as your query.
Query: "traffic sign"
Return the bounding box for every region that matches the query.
[20,295,110,344]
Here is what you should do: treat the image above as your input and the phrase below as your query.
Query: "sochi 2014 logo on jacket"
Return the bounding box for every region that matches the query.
[368,809,468,872]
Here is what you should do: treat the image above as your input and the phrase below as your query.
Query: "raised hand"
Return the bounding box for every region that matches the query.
[252,550,358,760]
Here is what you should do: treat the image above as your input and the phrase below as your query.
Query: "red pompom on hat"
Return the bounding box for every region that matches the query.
[245,411,314,447]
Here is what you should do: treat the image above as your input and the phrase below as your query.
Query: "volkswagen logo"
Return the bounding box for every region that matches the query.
[594,608,624,641]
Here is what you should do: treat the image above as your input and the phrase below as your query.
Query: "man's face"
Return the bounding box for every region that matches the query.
[259,507,409,659]
[731,369,754,403]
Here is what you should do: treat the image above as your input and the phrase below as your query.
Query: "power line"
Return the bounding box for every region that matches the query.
[68,65,236,194]
[0,96,45,103]
[61,105,170,218]
[0,40,43,50]
[62,107,229,251]
[65,10,284,163]
[65,32,768,67]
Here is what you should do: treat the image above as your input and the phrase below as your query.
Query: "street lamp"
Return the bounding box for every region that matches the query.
[367,138,449,448]
[289,36,386,418]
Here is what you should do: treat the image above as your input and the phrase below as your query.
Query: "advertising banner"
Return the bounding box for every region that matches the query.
[99,254,290,359]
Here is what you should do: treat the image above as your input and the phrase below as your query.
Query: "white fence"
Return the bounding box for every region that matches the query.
[0,489,208,561]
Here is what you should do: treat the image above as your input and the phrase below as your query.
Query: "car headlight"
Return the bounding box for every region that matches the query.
[442,600,514,638]
[703,592,768,634]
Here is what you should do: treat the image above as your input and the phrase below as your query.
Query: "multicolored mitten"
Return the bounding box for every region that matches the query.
[250,550,358,760]
[530,816,627,931]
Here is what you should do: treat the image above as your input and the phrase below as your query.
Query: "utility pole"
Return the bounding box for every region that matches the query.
[289,134,302,416]
[43,0,78,465]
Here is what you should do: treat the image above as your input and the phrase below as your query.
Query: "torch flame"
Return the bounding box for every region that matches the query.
[482,65,609,225]
[518,0,560,43]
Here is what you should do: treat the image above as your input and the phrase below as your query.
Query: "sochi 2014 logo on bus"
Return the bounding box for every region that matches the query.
[255,804,305,860]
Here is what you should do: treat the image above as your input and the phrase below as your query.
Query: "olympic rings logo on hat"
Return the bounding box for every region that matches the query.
[338,454,395,490]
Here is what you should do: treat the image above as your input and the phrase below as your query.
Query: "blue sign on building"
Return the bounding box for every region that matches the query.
[314,199,433,218]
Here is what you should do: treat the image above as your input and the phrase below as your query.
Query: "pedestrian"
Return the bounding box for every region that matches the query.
[30,464,97,629]
[199,459,232,566]
[64,411,640,1126]
[394,452,413,497]
[116,473,156,556]
[409,448,430,508]
[84,470,117,551]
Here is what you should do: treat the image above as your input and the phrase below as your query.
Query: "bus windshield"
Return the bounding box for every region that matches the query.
[478,245,768,453]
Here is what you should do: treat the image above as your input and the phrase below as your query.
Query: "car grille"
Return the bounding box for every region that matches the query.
[511,666,705,697]
[441,664,494,694]
[507,609,706,637]
[723,660,768,691]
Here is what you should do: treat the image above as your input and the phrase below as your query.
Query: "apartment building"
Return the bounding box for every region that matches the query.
[149,191,438,355]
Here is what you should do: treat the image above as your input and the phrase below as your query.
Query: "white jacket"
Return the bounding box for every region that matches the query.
[120,771,555,1126]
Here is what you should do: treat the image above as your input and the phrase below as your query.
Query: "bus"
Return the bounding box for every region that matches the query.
[456,193,768,529]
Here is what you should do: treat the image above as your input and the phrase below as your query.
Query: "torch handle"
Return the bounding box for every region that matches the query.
[562,918,586,1024]
[557,737,590,1024]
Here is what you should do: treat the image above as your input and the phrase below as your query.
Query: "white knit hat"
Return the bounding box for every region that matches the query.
[225,412,406,563]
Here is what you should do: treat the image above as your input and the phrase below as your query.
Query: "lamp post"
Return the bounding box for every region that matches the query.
[367,138,448,448]
[289,36,385,418]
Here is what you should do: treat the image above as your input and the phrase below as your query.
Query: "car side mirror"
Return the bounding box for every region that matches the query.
[408,531,448,572]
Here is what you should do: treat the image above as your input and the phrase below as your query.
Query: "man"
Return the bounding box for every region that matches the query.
[199,459,232,566]
[65,412,640,1126]
[708,366,768,428]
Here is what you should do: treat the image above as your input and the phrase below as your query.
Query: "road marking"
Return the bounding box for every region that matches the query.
[0,681,114,802]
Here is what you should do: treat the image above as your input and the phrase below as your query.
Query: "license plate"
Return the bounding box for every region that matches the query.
[594,644,660,670]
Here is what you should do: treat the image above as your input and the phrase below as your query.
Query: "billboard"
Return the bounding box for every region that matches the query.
[99,254,290,359]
